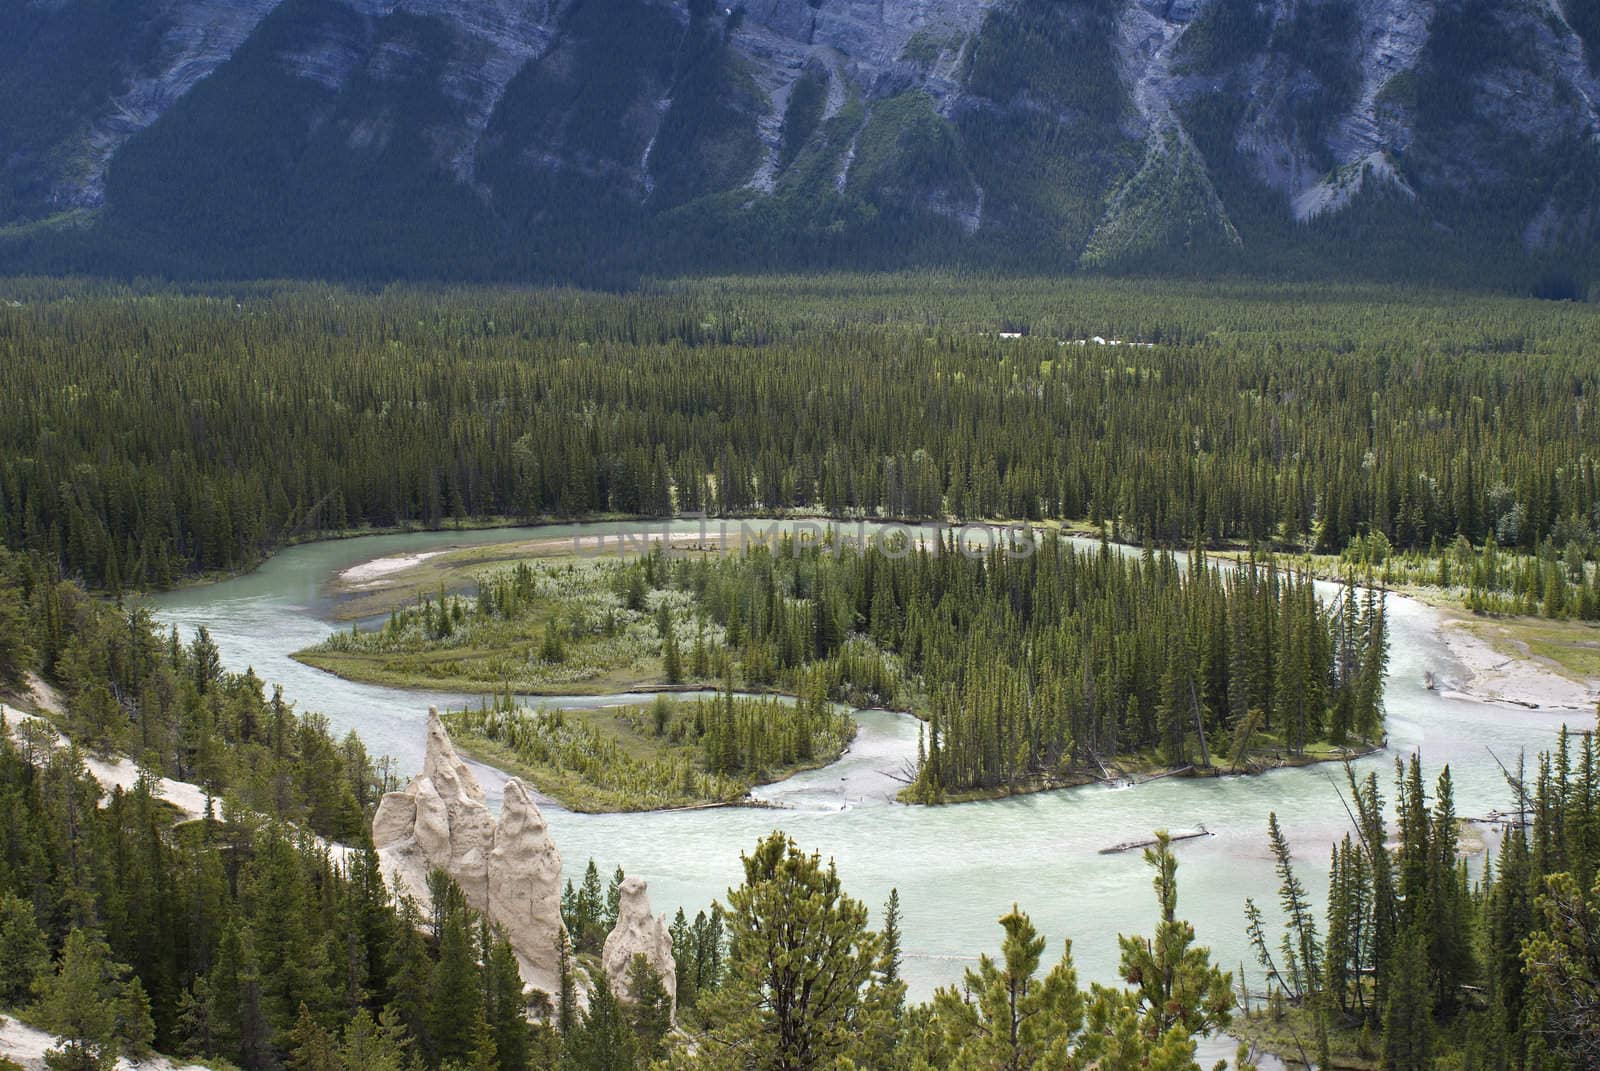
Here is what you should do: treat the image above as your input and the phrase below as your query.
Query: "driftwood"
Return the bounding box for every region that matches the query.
[1466,808,1532,828]
[879,765,917,786]
[1099,825,1212,855]
[1135,765,1193,784]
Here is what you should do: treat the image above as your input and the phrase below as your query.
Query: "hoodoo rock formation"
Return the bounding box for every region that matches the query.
[602,875,677,1014]
[372,707,564,996]
[489,779,565,992]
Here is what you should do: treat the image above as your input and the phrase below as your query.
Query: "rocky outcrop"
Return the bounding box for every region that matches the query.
[602,876,677,1014]
[372,707,564,996]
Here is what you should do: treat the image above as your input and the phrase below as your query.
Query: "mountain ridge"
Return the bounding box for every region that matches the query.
[2,0,1597,286]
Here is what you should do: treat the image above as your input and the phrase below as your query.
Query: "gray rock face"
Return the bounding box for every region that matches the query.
[356,0,569,181]
[1146,0,1600,231]
[731,0,985,202]
[265,0,569,182]
[6,0,1599,256]
[372,707,565,997]
[602,876,677,1014]
[52,0,287,212]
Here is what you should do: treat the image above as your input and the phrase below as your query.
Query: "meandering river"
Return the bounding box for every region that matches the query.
[144,520,1581,1015]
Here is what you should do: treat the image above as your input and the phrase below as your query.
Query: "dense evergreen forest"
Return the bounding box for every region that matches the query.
[0,546,384,840]
[1244,737,1600,1070]
[4,275,1600,1069]
[4,278,1600,595]
[1315,530,1600,624]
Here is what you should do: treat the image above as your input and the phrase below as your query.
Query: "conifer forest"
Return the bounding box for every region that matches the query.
[2,275,1599,1071]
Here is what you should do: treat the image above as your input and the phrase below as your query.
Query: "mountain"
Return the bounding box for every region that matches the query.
[2,0,1598,285]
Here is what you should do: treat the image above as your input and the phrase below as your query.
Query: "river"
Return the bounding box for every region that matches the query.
[143,519,1581,1019]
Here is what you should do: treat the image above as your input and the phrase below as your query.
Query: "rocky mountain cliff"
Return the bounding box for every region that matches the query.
[3,0,1597,281]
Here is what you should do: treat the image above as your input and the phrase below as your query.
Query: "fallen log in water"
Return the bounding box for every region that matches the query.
[1135,765,1194,784]
[1099,825,1213,855]
[1465,808,1531,828]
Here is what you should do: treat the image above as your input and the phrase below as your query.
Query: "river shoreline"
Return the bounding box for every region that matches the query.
[1433,609,1599,712]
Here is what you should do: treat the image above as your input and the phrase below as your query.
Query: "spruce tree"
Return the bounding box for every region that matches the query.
[115,978,156,1060]
[1265,813,1321,1001]
[625,955,673,1060]
[562,972,635,1071]
[880,888,905,1009]
[668,909,694,1008]
[605,867,625,935]
[556,930,577,1037]
[483,926,530,1071]
[576,861,604,952]
[430,886,486,1068]
[1379,929,1434,1071]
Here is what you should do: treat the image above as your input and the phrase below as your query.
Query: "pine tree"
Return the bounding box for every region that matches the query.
[35,930,124,1071]
[1521,868,1600,1066]
[0,892,47,1006]
[673,833,882,1071]
[287,1004,341,1071]
[1116,832,1234,1043]
[339,1008,413,1071]
[929,905,1084,1069]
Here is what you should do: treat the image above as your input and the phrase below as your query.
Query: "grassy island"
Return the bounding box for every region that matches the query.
[440,691,856,812]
